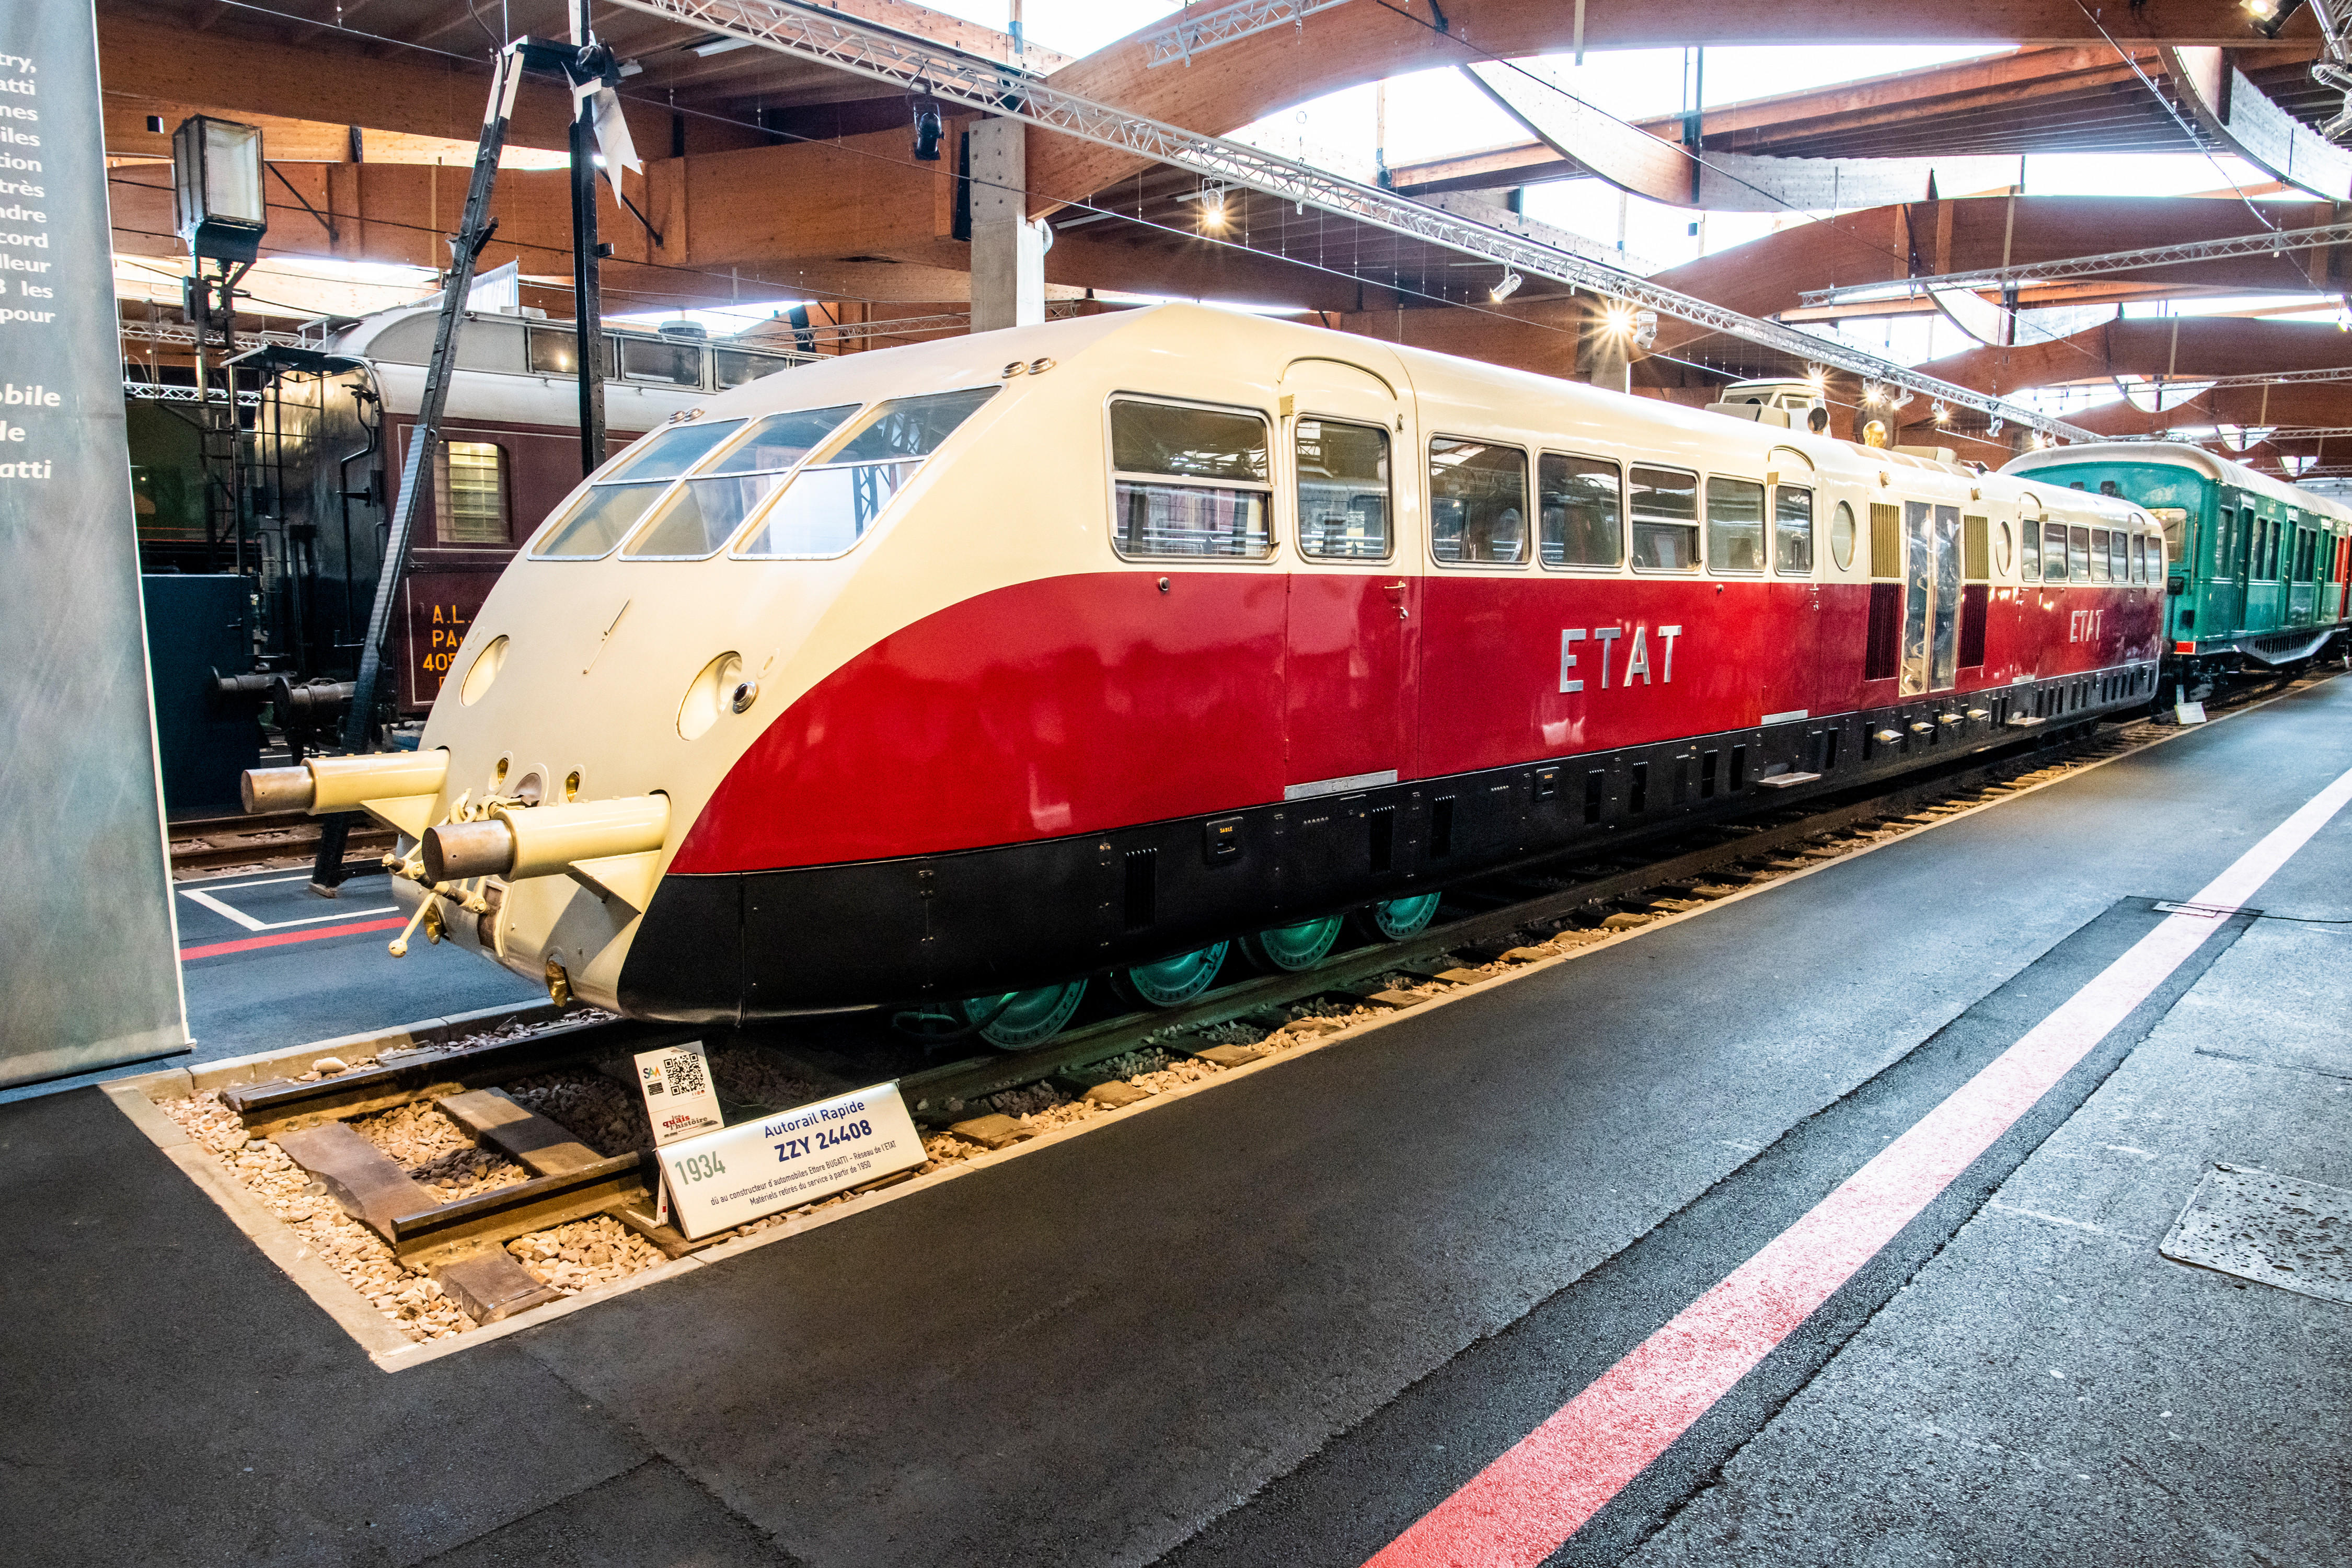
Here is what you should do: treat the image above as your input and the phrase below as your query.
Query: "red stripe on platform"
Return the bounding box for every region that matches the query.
[1368,760,2352,1568]
[179,917,408,961]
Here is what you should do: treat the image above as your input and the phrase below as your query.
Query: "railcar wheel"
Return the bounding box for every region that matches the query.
[1239,915,1345,973]
[1110,942,1231,1009]
[962,979,1088,1050]
[1354,892,1442,942]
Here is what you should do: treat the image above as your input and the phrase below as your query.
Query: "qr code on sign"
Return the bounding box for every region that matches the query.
[664,1053,707,1097]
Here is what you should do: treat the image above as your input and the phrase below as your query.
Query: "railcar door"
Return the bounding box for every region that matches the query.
[1761,447,1820,720]
[1278,356,1414,797]
[1900,500,1963,693]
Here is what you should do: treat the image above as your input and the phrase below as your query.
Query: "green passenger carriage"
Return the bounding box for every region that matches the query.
[2004,442,2352,687]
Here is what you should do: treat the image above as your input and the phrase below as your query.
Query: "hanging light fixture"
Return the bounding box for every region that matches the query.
[1932,400,1952,425]
[1490,268,1524,303]
[1196,179,1230,230]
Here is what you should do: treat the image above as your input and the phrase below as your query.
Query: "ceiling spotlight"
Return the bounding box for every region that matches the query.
[912,102,943,163]
[1197,180,1230,230]
[1804,362,1827,391]
[1862,379,1886,407]
[1987,416,2004,439]
[1490,268,1524,304]
[2242,0,2279,18]
[1932,401,1952,424]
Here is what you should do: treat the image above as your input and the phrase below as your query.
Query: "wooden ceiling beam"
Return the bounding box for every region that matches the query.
[1035,0,2313,206]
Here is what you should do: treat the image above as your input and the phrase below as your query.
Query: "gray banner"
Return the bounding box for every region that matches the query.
[0,4,187,1086]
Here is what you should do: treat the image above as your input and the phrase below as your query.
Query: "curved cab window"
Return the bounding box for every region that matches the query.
[1707,476,1766,573]
[1296,418,1391,559]
[738,386,997,559]
[1108,399,1273,559]
[1429,437,1528,564]
[1773,486,1814,574]
[1630,465,1699,571]
[1538,453,1621,568]
[531,418,746,558]
[623,405,858,558]
[435,441,509,544]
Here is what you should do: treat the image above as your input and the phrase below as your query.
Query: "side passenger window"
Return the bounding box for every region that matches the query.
[1629,465,1700,571]
[1109,399,1273,559]
[1705,477,1766,573]
[1429,437,1528,564]
[2021,519,2042,581]
[1295,418,1391,559]
[1537,452,1622,568]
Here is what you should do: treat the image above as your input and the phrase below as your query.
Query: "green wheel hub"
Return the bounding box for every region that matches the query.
[1241,914,1345,972]
[1116,942,1230,1008]
[1366,893,1442,940]
[961,978,1088,1050]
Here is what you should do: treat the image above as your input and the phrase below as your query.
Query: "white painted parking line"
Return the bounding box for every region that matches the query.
[177,873,397,933]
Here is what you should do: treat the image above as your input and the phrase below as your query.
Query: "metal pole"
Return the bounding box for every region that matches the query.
[570,1,607,478]
[341,47,522,756]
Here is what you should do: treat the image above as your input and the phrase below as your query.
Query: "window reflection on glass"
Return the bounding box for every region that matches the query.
[1829,500,1857,571]
[2068,525,2091,581]
[528,328,581,376]
[1108,399,1272,559]
[1706,476,1766,573]
[1538,453,1621,568]
[1296,418,1390,559]
[1629,464,1699,571]
[624,406,858,558]
[736,388,997,559]
[2022,520,2042,581]
[530,419,746,557]
[1429,437,1527,564]
[713,348,792,389]
[1774,486,1815,575]
[2090,528,2111,584]
[1111,400,1268,482]
[620,335,705,386]
[434,440,508,544]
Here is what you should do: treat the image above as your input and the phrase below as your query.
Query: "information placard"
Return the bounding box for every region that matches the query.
[632,1040,724,1146]
[655,1082,925,1240]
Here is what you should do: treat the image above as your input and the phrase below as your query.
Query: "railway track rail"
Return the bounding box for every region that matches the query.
[184,670,2325,1340]
[169,809,396,877]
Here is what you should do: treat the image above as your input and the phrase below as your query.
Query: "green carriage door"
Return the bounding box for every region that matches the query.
[2211,492,2248,637]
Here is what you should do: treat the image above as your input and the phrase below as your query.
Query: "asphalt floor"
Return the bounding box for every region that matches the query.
[2,678,2346,1567]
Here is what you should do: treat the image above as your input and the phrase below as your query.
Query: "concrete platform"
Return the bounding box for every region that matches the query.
[3,678,2347,1567]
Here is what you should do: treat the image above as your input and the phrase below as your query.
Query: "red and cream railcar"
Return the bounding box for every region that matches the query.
[364,305,2160,1030]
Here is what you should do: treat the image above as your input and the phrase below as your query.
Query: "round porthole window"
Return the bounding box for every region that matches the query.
[459,635,509,707]
[1996,519,2014,573]
[1829,501,1857,571]
[677,651,743,741]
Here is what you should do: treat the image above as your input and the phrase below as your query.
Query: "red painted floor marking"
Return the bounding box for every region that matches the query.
[1369,761,2352,1568]
[179,917,408,961]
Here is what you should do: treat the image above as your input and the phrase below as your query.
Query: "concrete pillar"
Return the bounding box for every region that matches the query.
[967,117,1044,332]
